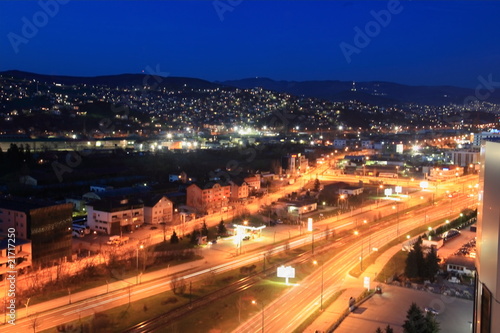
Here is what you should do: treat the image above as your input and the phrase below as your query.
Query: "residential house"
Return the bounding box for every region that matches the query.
[244,175,261,191]
[339,186,364,196]
[230,179,249,201]
[287,201,318,215]
[186,182,231,214]
[86,198,144,235]
[142,195,174,225]
[446,255,475,276]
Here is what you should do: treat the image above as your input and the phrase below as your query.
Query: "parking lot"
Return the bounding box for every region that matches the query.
[437,227,476,260]
[336,284,473,333]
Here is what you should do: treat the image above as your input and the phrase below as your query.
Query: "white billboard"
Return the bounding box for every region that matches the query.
[277,265,295,284]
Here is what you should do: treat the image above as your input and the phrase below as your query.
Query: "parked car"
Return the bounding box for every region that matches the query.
[443,229,461,241]
[425,307,439,315]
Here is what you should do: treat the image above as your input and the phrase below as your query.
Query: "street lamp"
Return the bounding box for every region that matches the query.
[136,244,144,284]
[313,260,324,311]
[252,300,264,333]
[354,230,363,271]
[392,203,400,237]
[338,194,346,210]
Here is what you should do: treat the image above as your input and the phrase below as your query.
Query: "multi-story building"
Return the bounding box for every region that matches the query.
[473,130,500,147]
[142,194,174,225]
[244,175,261,191]
[282,153,308,175]
[475,140,500,332]
[447,149,480,168]
[229,179,249,201]
[186,182,231,214]
[427,166,464,181]
[0,236,31,281]
[0,197,72,266]
[86,198,144,235]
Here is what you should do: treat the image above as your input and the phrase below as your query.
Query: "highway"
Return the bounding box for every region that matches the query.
[0,169,477,332]
[233,189,476,332]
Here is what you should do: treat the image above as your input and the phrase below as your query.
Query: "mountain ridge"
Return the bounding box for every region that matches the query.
[3,70,500,106]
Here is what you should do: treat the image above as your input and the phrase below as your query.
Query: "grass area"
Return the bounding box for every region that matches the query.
[28,251,203,307]
[39,228,350,333]
[375,250,408,283]
[168,280,290,333]
[39,268,296,333]
[348,211,460,278]
[40,287,190,333]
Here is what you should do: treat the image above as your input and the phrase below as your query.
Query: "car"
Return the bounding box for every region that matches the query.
[424,307,439,315]
[443,229,461,241]
[242,235,251,241]
[150,226,158,230]
[275,219,283,224]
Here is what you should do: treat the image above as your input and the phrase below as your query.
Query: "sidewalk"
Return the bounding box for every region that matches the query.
[304,243,404,333]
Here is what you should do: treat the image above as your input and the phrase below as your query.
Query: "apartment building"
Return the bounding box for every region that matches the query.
[86,198,144,235]
[186,182,231,214]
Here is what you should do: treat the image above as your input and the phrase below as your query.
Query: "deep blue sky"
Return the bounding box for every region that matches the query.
[1,1,499,88]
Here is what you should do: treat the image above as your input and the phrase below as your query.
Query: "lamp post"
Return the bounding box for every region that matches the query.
[392,203,400,238]
[308,218,314,254]
[313,260,324,311]
[136,244,144,284]
[354,230,363,271]
[252,300,264,333]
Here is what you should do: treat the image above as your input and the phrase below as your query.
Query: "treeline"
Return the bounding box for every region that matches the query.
[0,143,35,176]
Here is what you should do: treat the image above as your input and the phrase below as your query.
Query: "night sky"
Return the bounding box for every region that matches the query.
[1,1,499,88]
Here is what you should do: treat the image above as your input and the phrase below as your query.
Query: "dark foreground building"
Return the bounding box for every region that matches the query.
[0,196,72,266]
[475,140,500,333]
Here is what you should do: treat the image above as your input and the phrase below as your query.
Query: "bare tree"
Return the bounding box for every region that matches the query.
[29,313,41,333]
[177,277,187,295]
[170,273,180,294]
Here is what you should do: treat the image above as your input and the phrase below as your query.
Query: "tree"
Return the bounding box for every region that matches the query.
[170,230,179,244]
[217,219,227,236]
[170,273,181,294]
[402,303,440,333]
[405,250,419,279]
[190,228,201,245]
[405,236,425,280]
[313,178,321,191]
[375,325,394,333]
[403,303,426,333]
[425,313,440,333]
[201,220,209,237]
[413,237,425,277]
[424,247,440,281]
